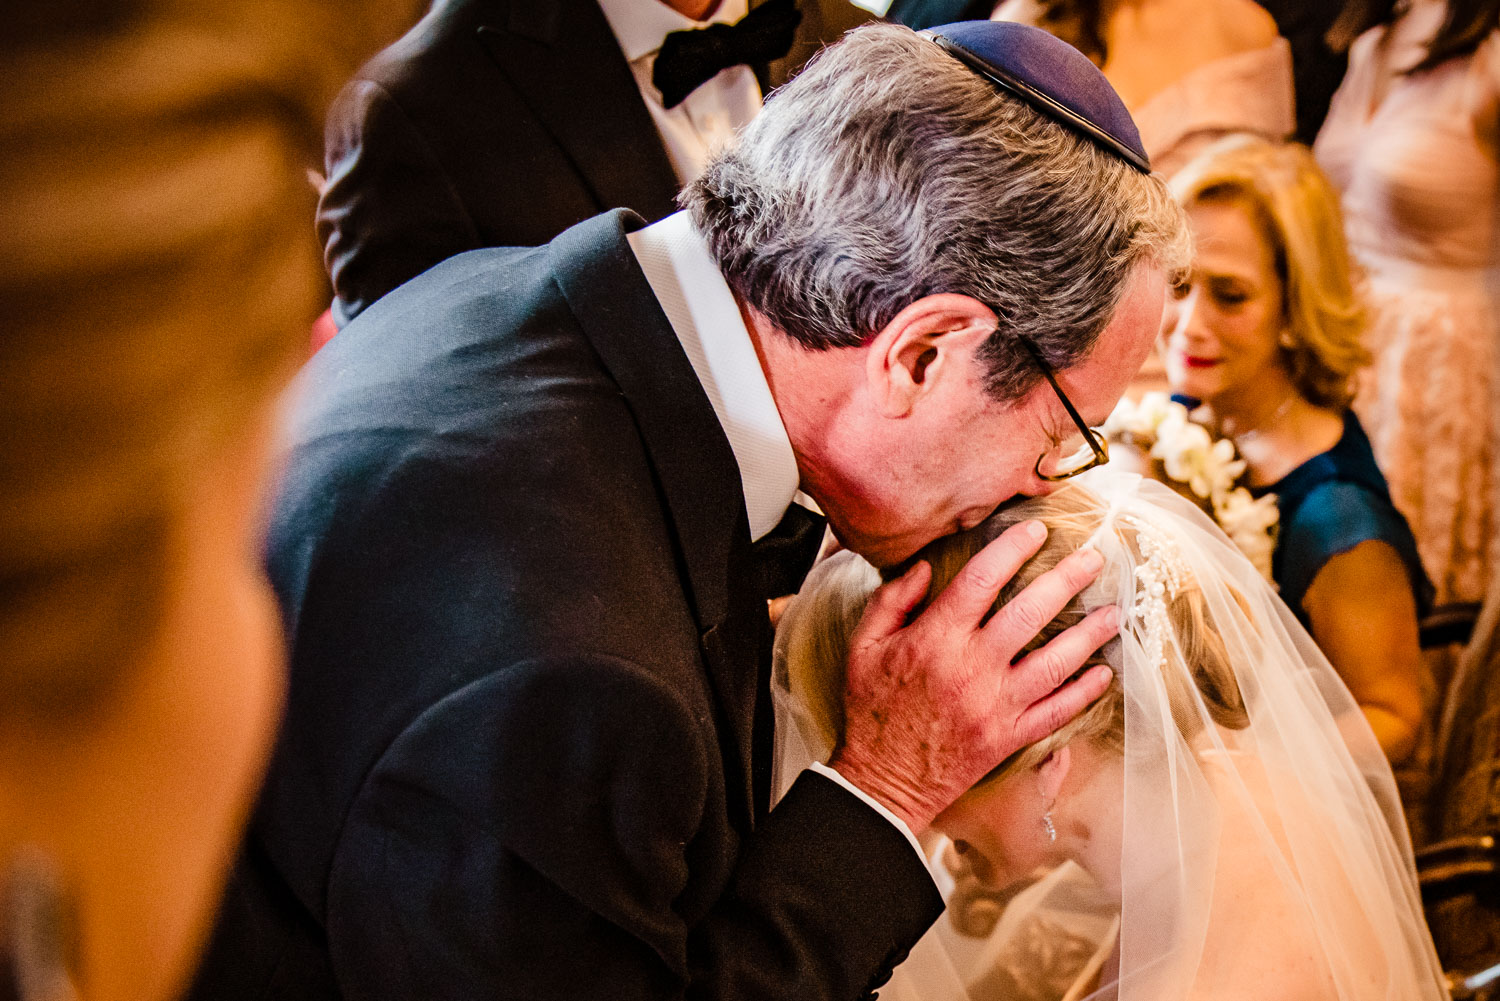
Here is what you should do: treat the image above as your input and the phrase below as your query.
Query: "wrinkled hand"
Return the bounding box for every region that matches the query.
[829,520,1118,833]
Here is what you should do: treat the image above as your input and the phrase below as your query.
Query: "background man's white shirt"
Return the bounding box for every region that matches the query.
[597,0,763,184]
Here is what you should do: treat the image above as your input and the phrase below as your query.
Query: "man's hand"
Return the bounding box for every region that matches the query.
[828,520,1118,833]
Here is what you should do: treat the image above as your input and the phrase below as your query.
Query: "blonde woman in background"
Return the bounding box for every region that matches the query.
[1162,136,1430,766]
[0,4,412,999]
[772,467,1447,1001]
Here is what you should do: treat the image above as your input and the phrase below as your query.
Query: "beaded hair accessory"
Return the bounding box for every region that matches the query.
[1119,512,1189,673]
[1085,481,1193,674]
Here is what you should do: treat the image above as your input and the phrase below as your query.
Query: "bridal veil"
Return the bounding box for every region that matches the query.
[771,466,1447,1001]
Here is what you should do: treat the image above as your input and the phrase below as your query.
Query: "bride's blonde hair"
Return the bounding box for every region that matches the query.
[783,480,1249,789]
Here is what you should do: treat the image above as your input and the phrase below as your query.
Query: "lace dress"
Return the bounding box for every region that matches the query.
[1314,12,1500,604]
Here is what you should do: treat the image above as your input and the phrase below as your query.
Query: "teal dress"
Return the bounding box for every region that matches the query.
[1174,400,1433,623]
[1259,412,1433,622]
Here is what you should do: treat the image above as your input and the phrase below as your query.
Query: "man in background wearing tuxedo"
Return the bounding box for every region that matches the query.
[191,20,1188,1001]
[318,0,826,327]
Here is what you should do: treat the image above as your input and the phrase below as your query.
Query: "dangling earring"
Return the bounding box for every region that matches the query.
[1038,774,1059,843]
[1277,329,1296,349]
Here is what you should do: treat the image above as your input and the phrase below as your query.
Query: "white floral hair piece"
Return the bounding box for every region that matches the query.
[1102,393,1279,582]
[1082,491,1193,674]
[1120,511,1190,672]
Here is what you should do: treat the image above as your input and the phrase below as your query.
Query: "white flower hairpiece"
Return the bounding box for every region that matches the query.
[1103,393,1279,582]
[1118,511,1189,671]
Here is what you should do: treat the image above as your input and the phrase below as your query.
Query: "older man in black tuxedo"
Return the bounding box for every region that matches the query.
[191,21,1188,1001]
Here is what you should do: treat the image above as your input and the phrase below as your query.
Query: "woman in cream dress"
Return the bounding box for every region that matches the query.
[1314,0,1500,605]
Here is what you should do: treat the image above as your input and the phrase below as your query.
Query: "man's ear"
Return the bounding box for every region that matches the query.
[865,294,996,418]
[1035,745,1073,806]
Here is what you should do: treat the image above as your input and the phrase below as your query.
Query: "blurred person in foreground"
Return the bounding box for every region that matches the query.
[1315,0,1500,607]
[1161,136,1430,765]
[0,4,387,999]
[189,21,1188,1001]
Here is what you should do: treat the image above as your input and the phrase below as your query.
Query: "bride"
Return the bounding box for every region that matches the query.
[772,466,1447,1001]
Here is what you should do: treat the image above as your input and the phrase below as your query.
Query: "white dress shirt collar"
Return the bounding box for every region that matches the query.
[626,211,800,542]
[596,0,749,63]
[630,214,933,883]
[595,0,761,185]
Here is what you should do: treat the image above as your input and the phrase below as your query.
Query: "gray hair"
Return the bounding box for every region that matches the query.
[681,23,1190,401]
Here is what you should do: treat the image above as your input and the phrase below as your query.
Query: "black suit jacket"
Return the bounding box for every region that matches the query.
[190,210,941,1000]
[317,0,680,326]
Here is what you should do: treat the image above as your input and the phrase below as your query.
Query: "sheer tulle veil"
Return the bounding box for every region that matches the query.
[771,467,1447,1001]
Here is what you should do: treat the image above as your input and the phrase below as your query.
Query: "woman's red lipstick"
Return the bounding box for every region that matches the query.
[1180,354,1220,369]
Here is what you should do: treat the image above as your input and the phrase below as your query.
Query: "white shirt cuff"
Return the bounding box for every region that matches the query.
[807,762,941,888]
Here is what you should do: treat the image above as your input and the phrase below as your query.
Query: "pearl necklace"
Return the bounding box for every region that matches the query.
[1222,394,1295,446]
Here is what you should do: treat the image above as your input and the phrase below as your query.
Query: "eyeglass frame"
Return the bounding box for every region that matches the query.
[1016,337,1110,482]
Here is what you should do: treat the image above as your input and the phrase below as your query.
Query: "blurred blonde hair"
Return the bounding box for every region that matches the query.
[0,3,411,723]
[781,481,1249,791]
[1169,136,1370,410]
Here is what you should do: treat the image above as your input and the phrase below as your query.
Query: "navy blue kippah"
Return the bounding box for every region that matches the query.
[921,21,1151,173]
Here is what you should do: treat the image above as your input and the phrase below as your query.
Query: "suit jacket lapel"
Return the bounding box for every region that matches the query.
[477,0,680,224]
[549,210,763,827]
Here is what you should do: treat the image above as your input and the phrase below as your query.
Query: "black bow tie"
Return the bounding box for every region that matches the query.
[652,0,802,109]
[749,502,826,601]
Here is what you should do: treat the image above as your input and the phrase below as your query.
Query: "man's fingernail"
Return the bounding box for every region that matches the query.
[1079,548,1103,572]
[1027,520,1047,541]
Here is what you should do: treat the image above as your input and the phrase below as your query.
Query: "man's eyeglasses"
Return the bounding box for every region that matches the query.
[1018,338,1109,482]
